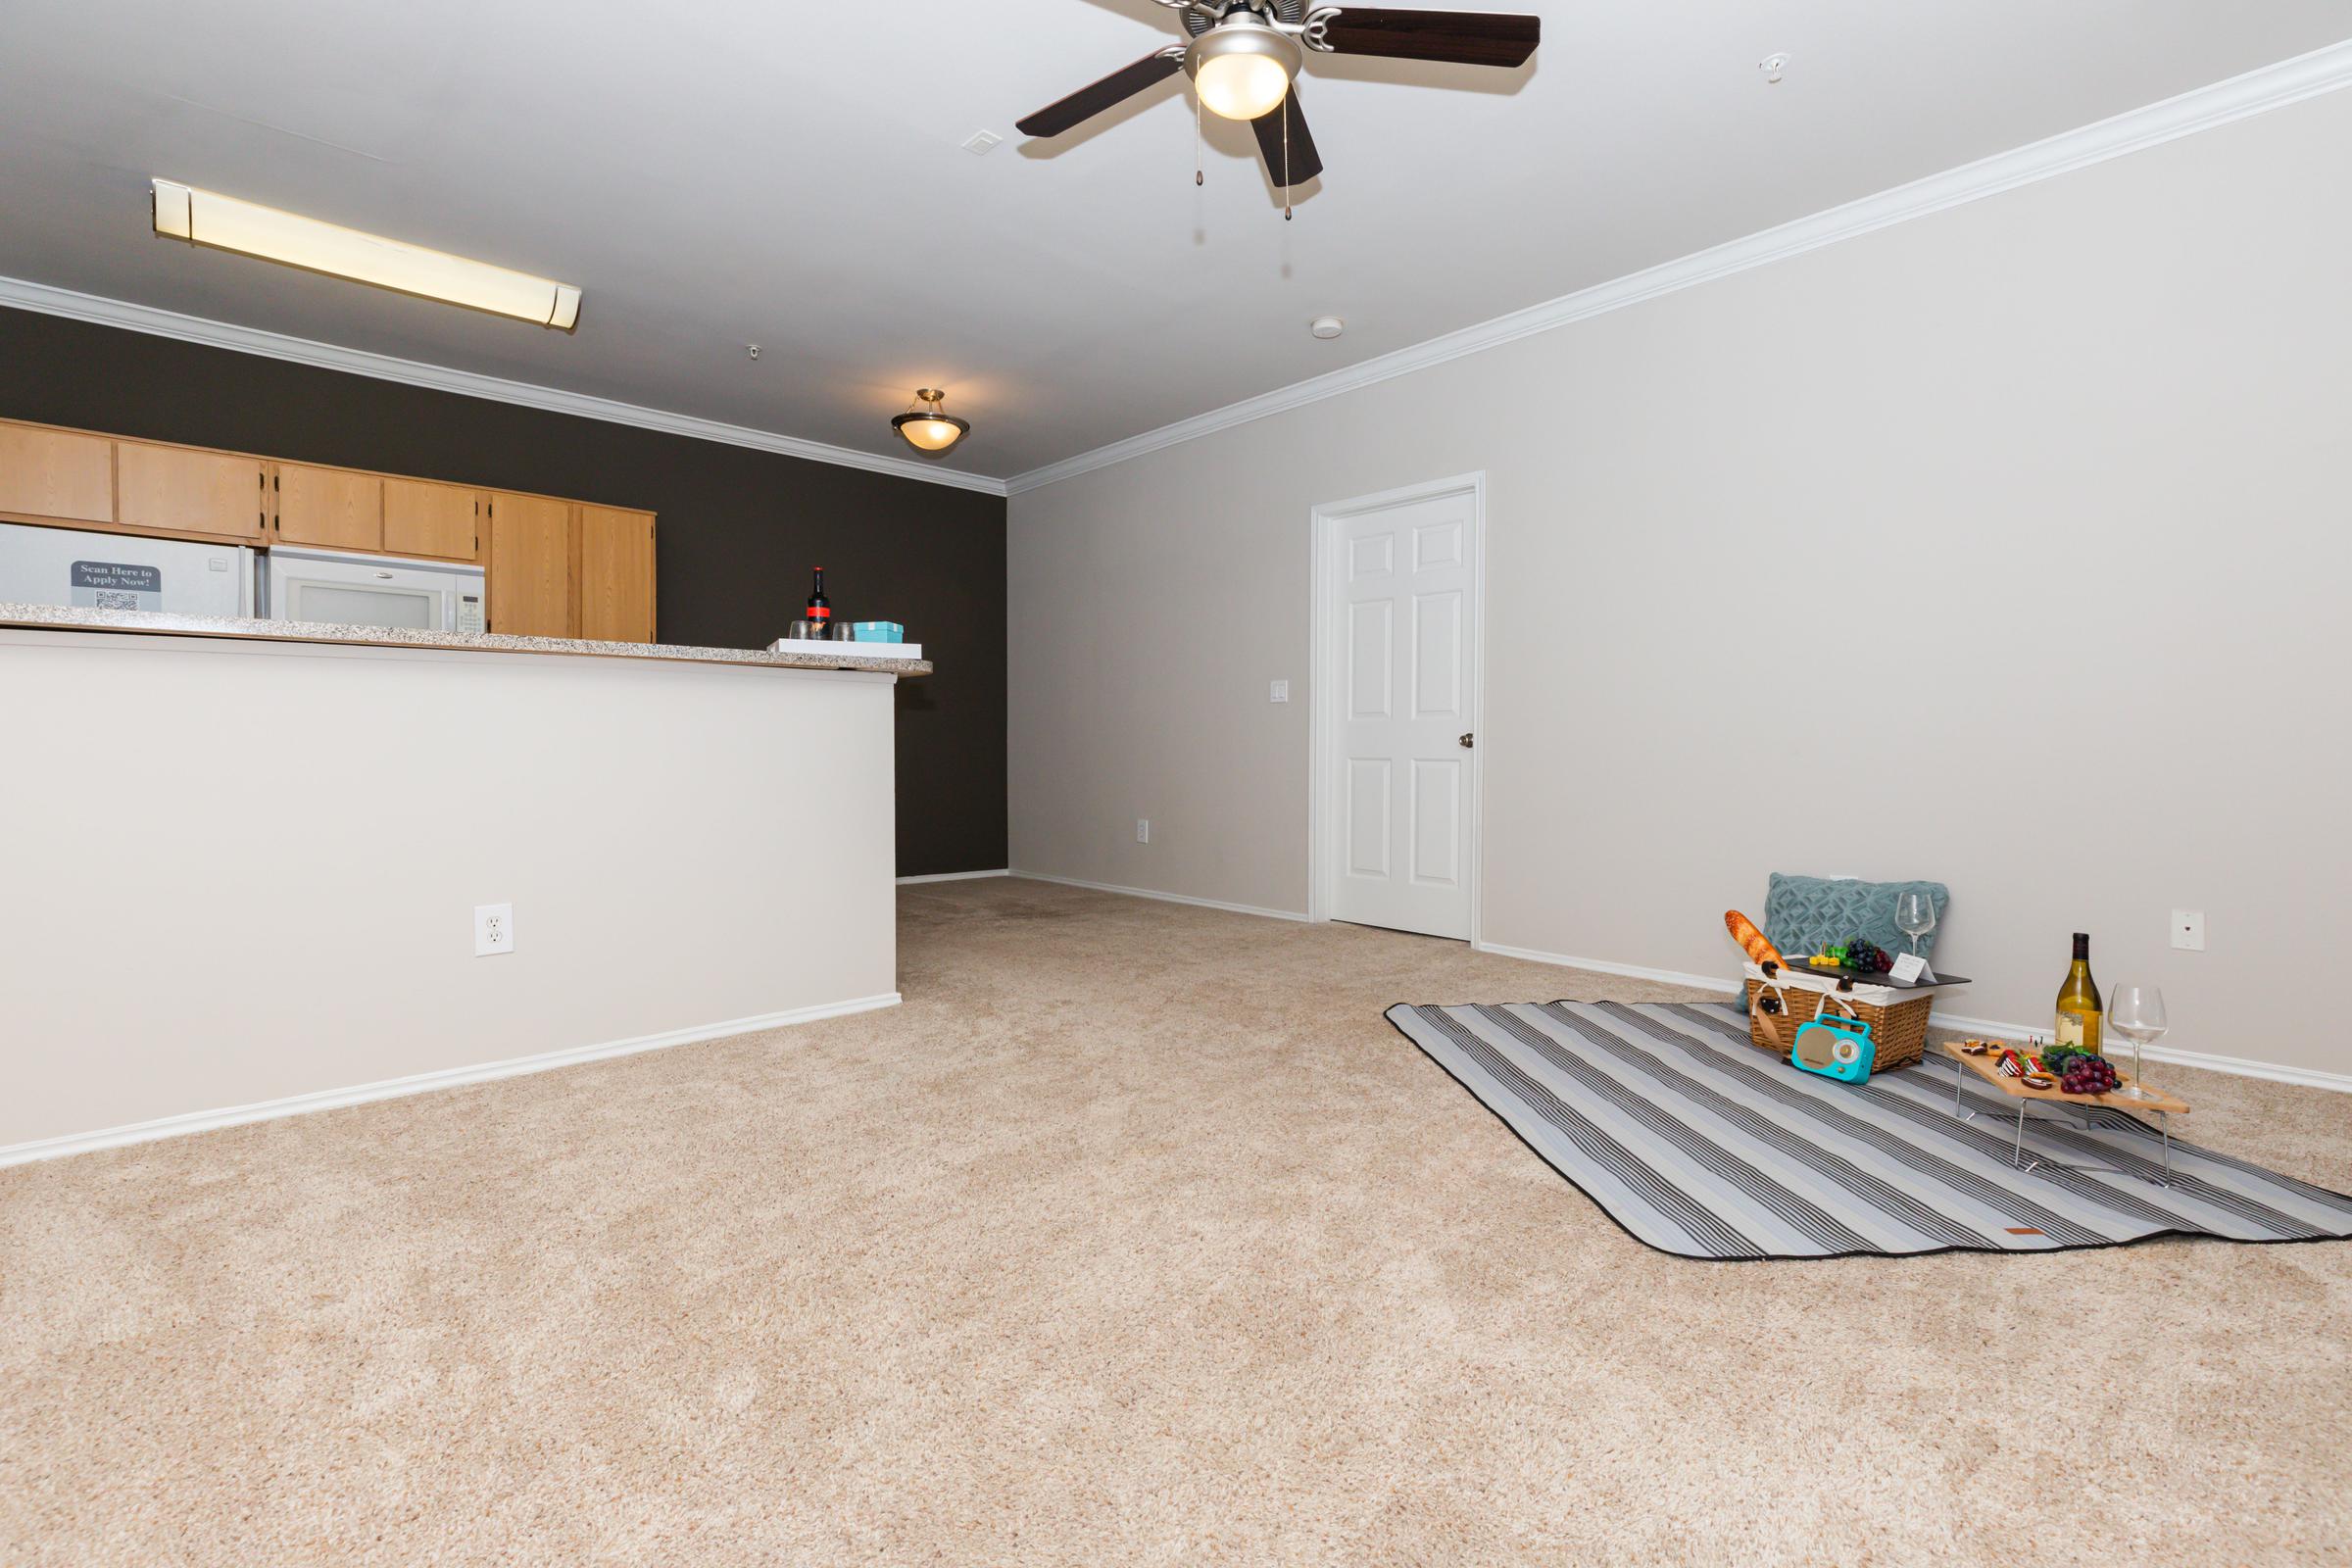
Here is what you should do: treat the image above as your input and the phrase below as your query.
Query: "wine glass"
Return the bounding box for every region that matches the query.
[2108,987,2169,1102]
[1894,892,1936,956]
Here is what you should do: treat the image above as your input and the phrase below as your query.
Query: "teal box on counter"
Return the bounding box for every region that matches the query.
[852,621,904,643]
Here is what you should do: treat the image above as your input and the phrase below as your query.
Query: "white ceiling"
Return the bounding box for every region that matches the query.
[1,1,2345,482]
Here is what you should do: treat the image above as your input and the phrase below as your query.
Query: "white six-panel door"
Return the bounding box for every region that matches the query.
[1324,486,1478,940]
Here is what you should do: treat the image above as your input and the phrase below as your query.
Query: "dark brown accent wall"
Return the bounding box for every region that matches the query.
[0,305,1006,877]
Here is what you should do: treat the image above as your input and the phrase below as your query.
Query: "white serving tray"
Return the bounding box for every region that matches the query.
[767,636,922,659]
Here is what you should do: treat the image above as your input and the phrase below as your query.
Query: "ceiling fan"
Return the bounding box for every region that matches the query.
[1016,2,1541,197]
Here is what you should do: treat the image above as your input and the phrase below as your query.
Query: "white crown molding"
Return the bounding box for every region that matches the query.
[0,992,903,1168]
[1005,38,2352,497]
[0,274,1010,498]
[14,40,2345,508]
[1009,869,1309,922]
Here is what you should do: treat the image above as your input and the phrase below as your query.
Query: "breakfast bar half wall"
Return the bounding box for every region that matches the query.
[0,609,926,1160]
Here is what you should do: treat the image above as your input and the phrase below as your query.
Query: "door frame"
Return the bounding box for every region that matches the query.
[1306,470,1488,944]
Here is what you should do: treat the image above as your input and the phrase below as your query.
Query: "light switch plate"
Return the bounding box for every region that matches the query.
[475,903,514,956]
[1269,679,1290,703]
[2171,908,2205,951]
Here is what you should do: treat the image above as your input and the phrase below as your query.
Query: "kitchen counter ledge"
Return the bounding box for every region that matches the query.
[0,602,932,676]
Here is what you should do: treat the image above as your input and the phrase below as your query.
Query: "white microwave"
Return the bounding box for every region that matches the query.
[263,546,486,634]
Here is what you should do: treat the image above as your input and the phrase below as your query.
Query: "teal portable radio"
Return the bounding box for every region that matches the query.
[1791,1007,1877,1084]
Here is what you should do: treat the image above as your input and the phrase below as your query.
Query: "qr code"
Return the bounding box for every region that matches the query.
[93,590,140,610]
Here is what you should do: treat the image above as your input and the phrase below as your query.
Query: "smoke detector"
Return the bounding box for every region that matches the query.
[1310,316,1346,340]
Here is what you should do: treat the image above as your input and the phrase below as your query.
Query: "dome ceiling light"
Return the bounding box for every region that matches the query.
[891,389,970,455]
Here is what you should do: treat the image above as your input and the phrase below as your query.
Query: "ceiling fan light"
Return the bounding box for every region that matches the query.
[1196,52,1291,121]
[892,390,971,454]
[1187,18,1300,121]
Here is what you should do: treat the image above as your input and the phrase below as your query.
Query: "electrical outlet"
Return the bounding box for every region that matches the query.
[1136,819,1151,844]
[1269,679,1290,703]
[2171,908,2206,951]
[474,903,514,956]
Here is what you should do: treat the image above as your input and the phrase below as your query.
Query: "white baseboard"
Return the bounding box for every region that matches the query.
[0,992,903,1170]
[1472,941,2349,1095]
[1009,870,1309,923]
[896,868,1010,884]
[1474,940,1745,996]
[1923,1009,2057,1043]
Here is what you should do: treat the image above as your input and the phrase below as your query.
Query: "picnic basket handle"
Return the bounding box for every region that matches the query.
[1814,976,1859,1021]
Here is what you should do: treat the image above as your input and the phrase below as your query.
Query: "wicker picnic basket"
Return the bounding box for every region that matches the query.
[1741,962,1930,1072]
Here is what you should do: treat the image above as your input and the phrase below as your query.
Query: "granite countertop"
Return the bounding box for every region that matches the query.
[0,603,933,676]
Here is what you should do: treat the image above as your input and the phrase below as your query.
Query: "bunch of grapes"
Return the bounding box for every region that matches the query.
[1843,939,1893,974]
[2060,1054,2121,1095]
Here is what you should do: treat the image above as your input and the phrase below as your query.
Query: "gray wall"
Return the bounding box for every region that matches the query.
[1008,87,2352,1079]
[0,306,1007,877]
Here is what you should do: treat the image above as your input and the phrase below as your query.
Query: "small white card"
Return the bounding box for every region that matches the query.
[1889,953,1936,986]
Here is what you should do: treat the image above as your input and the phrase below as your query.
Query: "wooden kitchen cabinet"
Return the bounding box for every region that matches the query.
[576,506,656,643]
[275,464,383,551]
[116,441,268,543]
[5,418,655,637]
[0,421,114,524]
[383,478,480,562]
[486,492,573,637]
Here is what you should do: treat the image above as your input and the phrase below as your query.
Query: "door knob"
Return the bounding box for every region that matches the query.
[1458,732,1475,749]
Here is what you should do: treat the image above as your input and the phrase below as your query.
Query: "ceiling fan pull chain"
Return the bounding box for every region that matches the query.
[1195,91,1204,186]
[1283,99,1293,220]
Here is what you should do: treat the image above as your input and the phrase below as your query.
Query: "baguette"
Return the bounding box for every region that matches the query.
[1723,909,1783,967]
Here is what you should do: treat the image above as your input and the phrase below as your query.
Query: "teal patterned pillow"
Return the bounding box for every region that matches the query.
[1763,873,1948,961]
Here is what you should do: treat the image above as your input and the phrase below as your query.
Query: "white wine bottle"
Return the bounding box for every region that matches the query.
[2054,932,2103,1054]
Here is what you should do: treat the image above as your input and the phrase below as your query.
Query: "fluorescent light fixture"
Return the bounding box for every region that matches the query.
[150,179,581,331]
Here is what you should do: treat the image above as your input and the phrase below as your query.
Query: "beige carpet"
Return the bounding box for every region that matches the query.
[4,877,2348,1566]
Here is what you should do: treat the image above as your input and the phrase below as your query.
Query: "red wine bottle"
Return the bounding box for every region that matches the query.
[805,567,830,625]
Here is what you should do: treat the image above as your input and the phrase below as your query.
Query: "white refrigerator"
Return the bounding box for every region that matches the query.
[0,521,256,616]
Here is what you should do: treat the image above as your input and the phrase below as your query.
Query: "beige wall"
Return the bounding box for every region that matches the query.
[0,632,900,1151]
[1009,88,2352,1079]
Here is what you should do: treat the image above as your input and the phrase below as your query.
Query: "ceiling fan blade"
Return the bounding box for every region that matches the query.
[1016,51,1182,138]
[1309,7,1541,69]
[1250,88,1325,188]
